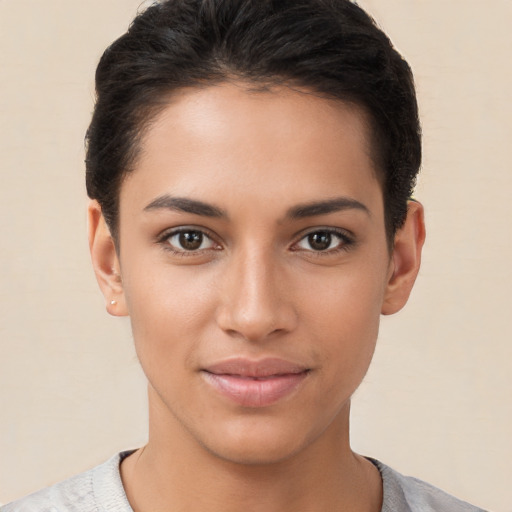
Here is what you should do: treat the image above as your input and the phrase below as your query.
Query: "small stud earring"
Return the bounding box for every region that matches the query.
[110,299,117,306]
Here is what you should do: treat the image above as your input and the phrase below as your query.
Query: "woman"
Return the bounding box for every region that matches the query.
[1,0,486,510]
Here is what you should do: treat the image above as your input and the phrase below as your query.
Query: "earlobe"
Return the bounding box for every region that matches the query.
[381,200,426,315]
[88,200,128,316]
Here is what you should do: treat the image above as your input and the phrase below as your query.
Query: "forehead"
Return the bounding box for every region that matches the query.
[121,82,382,218]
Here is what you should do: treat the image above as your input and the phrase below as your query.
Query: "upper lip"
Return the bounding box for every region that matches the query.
[203,357,309,378]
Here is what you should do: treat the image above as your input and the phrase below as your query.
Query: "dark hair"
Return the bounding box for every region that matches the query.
[85,0,421,246]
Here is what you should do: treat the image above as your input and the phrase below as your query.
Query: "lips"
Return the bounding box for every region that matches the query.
[201,358,310,407]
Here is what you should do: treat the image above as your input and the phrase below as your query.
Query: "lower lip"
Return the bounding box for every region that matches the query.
[202,371,309,407]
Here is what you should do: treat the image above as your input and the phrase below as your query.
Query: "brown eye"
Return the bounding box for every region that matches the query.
[179,231,203,250]
[166,229,215,252]
[307,232,332,251]
[295,229,349,253]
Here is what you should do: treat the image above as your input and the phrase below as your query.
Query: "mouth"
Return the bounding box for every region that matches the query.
[201,357,311,407]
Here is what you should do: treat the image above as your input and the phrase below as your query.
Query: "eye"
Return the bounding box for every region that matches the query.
[295,229,350,252]
[165,229,216,252]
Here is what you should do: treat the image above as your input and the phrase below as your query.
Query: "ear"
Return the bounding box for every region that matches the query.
[88,200,128,316]
[381,200,426,315]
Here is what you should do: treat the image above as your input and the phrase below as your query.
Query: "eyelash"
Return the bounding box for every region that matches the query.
[157,227,355,257]
[157,227,221,257]
[292,228,355,257]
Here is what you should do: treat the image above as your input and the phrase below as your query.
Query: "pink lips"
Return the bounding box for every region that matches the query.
[201,358,310,407]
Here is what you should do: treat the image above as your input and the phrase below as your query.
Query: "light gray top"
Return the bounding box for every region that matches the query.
[1,452,487,511]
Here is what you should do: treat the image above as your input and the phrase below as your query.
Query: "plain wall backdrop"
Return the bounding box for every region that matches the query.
[0,1,511,510]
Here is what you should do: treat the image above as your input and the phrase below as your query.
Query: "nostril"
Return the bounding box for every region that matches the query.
[216,303,297,342]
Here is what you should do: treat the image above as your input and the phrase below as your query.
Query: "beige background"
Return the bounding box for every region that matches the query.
[0,0,511,510]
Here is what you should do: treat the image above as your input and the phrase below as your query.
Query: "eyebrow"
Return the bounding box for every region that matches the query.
[143,195,227,218]
[143,194,369,220]
[286,197,370,219]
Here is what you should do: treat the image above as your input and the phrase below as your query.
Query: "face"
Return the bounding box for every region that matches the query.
[92,82,420,465]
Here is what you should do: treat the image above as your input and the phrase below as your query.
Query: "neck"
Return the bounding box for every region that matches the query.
[121,386,382,512]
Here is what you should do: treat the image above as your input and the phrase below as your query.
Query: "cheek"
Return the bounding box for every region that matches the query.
[121,261,218,374]
[302,253,388,327]
[300,259,388,382]
[317,285,381,366]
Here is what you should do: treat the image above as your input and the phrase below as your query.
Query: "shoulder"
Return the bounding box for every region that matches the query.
[0,452,134,512]
[0,469,96,512]
[370,459,488,512]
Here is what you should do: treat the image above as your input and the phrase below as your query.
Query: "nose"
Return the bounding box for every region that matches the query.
[215,247,298,342]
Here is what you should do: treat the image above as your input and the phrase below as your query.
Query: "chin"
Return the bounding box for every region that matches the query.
[193,415,323,466]
[203,437,307,466]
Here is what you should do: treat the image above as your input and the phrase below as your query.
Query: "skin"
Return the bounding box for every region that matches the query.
[89,82,425,512]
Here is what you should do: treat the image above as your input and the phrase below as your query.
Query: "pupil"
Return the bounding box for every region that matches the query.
[309,232,331,251]
[179,231,202,250]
